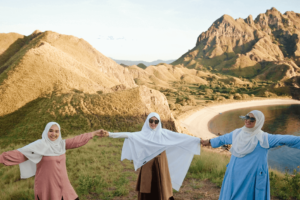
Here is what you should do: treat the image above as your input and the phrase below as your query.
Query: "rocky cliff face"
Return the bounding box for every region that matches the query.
[173,7,300,81]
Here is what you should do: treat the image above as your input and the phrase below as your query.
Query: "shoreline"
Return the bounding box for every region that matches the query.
[180,99,300,140]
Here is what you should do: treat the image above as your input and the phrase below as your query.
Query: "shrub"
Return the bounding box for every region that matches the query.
[228,88,236,94]
[199,85,209,90]
[205,95,213,99]
[270,169,300,199]
[175,104,182,111]
[180,87,190,92]
[205,88,214,94]
[264,91,277,98]
[234,93,242,100]
[176,96,196,106]
[169,103,176,110]
[242,94,249,99]
[219,96,226,101]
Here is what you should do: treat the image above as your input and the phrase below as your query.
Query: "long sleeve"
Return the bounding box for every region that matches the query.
[210,132,233,148]
[0,150,27,166]
[268,134,300,149]
[109,132,130,139]
[65,132,93,150]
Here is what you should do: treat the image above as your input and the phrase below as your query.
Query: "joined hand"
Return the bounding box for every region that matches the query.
[201,139,211,146]
[92,129,109,137]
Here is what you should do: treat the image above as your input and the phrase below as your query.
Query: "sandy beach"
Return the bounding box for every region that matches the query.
[180,99,300,140]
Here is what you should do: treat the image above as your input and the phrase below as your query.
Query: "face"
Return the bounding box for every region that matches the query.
[244,113,256,128]
[149,116,159,130]
[48,125,60,141]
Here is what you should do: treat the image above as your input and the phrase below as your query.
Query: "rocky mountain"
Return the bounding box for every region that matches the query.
[173,7,300,82]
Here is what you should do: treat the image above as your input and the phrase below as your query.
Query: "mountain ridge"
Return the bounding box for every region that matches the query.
[173,7,300,83]
[112,58,175,67]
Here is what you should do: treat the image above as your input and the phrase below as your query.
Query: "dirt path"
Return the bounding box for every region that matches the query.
[112,176,280,200]
[112,177,221,200]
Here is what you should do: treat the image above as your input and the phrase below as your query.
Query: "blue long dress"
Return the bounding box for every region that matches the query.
[210,132,300,200]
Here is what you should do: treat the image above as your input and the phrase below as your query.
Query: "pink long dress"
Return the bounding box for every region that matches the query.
[0,132,93,200]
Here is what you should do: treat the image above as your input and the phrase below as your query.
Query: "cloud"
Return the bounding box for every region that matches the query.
[116,36,126,40]
[98,35,126,41]
[107,36,115,40]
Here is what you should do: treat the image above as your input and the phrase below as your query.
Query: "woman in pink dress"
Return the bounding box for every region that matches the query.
[0,122,102,200]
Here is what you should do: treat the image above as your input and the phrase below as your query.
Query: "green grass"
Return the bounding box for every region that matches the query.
[1,137,300,199]
[0,136,137,200]
[0,91,148,148]
[187,149,230,187]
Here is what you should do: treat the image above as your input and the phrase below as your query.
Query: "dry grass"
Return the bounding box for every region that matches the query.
[0,136,138,200]
[0,32,26,68]
[0,141,283,200]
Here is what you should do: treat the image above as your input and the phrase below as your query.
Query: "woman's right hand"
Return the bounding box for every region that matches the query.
[92,129,109,137]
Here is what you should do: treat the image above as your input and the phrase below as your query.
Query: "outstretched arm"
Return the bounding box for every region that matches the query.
[108,132,130,139]
[66,130,104,150]
[0,150,28,166]
[201,132,233,148]
[99,130,132,139]
[269,134,300,149]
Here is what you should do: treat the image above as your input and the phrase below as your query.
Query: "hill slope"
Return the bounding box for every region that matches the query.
[128,64,208,88]
[0,31,136,116]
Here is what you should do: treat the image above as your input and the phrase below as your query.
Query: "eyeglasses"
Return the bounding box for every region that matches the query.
[149,119,159,124]
[245,115,256,122]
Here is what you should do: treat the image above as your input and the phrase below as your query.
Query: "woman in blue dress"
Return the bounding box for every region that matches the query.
[201,110,300,200]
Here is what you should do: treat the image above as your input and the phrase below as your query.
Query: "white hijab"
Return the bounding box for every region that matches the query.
[230,110,269,158]
[121,112,200,191]
[17,122,66,178]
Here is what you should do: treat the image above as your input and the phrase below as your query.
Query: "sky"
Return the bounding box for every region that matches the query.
[1,0,300,62]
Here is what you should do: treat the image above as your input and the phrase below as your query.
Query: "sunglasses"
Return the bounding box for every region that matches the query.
[245,115,256,122]
[149,119,159,124]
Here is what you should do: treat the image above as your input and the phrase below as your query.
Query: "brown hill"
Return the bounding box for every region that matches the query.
[0,31,136,116]
[128,64,208,88]
[173,7,300,82]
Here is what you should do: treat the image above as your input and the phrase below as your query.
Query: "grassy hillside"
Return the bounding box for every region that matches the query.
[0,85,179,148]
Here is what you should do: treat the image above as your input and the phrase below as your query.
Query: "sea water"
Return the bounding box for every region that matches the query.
[208,104,300,173]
